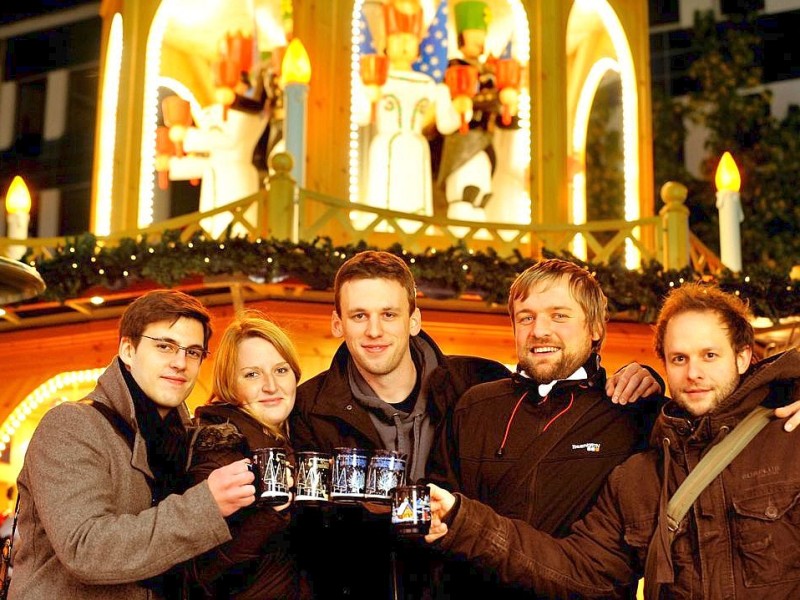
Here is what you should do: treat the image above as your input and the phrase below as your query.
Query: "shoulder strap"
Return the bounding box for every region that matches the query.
[666,405,772,532]
[84,400,136,451]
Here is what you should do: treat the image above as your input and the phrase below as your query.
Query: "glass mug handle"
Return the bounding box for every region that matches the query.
[245,461,262,497]
[283,459,295,490]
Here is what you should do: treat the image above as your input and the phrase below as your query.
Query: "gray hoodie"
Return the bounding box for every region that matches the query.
[346,335,439,482]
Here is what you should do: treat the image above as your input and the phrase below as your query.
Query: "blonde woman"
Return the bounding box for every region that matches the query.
[186,310,308,599]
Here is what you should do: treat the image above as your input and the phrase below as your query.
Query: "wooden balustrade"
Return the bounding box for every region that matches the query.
[0,153,698,279]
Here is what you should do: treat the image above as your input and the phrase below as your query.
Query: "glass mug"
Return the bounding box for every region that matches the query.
[294,451,332,503]
[364,450,406,501]
[250,447,291,506]
[391,484,432,536]
[330,447,369,502]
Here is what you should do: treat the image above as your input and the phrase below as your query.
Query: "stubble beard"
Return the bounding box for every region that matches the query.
[676,372,741,417]
[520,353,581,384]
[518,340,592,384]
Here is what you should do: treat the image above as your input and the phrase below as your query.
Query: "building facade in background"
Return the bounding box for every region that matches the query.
[648,0,800,177]
[0,1,100,238]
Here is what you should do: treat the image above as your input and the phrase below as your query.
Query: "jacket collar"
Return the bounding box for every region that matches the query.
[195,403,267,442]
[194,403,283,450]
[511,353,606,401]
[308,329,446,420]
[88,358,192,479]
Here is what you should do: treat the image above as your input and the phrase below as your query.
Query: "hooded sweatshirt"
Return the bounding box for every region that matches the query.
[347,335,439,482]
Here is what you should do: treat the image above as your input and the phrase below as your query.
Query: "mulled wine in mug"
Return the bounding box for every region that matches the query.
[295,451,332,503]
[250,447,291,506]
[330,447,369,502]
[365,449,406,501]
[391,484,432,537]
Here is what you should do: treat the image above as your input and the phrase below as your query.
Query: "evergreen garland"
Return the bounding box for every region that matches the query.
[25,231,800,324]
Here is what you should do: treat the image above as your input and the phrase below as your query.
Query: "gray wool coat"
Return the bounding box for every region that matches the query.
[9,358,231,600]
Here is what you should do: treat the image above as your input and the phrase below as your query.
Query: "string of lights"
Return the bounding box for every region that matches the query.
[22,229,800,324]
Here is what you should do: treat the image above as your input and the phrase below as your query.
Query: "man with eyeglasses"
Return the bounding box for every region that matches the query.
[9,290,257,600]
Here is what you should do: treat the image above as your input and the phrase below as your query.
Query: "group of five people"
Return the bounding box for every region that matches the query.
[7,251,800,599]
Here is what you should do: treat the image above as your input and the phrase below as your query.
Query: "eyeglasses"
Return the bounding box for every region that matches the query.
[140,335,209,362]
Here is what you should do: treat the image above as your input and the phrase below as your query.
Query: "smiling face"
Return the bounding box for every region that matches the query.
[234,336,297,429]
[119,317,205,417]
[512,275,598,384]
[663,310,751,416]
[331,277,421,382]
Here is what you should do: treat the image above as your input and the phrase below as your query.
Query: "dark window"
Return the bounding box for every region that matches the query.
[760,10,800,81]
[650,28,699,96]
[720,0,764,15]
[4,17,101,80]
[0,0,95,26]
[649,0,680,26]
[66,66,98,140]
[60,183,91,235]
[14,78,47,156]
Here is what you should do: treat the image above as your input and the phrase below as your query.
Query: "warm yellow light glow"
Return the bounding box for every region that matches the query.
[503,0,532,227]
[508,1,531,63]
[281,38,311,85]
[572,172,587,258]
[138,3,170,227]
[573,58,620,155]
[573,0,640,268]
[349,0,366,204]
[5,176,32,215]
[95,13,124,236]
[572,57,620,260]
[715,151,741,192]
[348,0,531,220]
[0,368,105,445]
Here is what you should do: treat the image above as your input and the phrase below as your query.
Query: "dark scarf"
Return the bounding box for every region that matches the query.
[119,358,189,503]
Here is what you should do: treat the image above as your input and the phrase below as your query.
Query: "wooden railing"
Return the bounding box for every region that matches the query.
[0,153,704,273]
[301,186,665,264]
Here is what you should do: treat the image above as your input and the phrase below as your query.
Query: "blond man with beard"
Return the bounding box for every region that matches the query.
[427,258,664,598]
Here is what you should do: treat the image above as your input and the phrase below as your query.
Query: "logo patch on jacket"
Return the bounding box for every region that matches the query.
[572,442,601,453]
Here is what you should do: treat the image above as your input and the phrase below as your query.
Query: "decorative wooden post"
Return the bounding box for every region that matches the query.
[659,181,690,270]
[265,152,297,241]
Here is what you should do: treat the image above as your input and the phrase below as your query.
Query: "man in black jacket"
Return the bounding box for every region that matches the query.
[425,284,800,599]
[290,251,510,599]
[427,258,663,598]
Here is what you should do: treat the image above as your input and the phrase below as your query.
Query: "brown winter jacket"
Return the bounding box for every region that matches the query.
[437,349,800,599]
[186,403,307,599]
[9,358,231,600]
